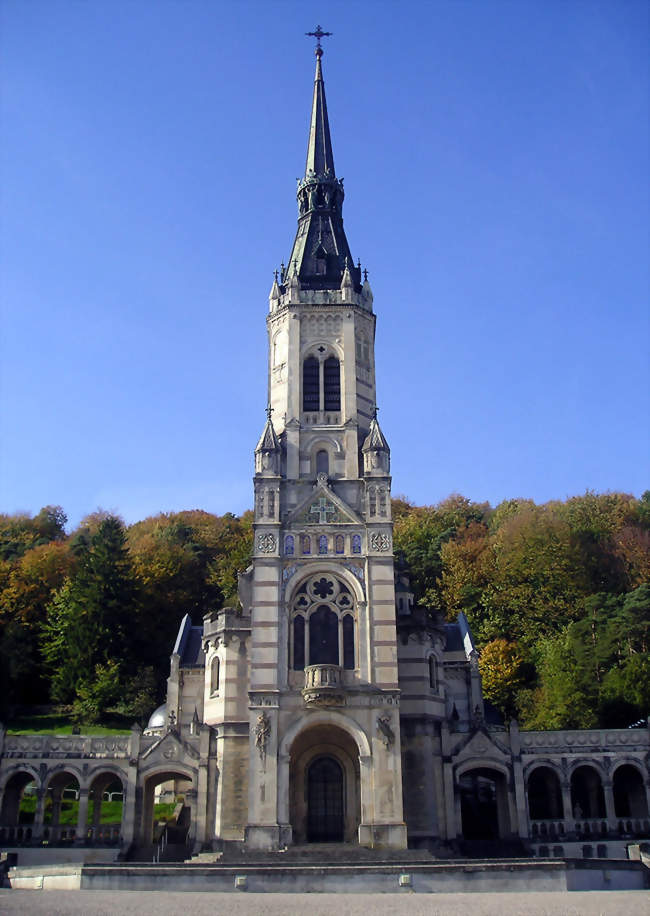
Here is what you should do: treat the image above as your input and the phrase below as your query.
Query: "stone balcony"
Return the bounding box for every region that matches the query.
[302,664,345,707]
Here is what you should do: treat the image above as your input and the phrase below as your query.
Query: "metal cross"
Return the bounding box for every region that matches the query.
[306,25,332,53]
[310,497,337,524]
[265,403,274,421]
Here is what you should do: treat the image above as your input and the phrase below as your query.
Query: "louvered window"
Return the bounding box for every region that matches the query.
[303,356,319,411]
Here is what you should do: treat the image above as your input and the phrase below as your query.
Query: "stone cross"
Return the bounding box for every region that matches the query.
[310,497,337,524]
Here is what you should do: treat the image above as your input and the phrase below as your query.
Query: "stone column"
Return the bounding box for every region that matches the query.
[194,725,211,851]
[603,781,617,829]
[560,781,574,832]
[49,787,62,842]
[510,722,529,839]
[120,725,141,849]
[32,788,47,841]
[75,788,89,844]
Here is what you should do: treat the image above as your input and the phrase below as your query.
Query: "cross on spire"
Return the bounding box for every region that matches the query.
[265,404,274,421]
[306,24,332,56]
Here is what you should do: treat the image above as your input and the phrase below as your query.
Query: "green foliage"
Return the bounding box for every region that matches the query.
[1,492,647,733]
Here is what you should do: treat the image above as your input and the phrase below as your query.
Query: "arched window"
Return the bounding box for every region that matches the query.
[319,535,328,554]
[268,489,275,516]
[343,614,355,669]
[301,535,311,555]
[303,356,319,411]
[368,487,377,516]
[210,656,220,695]
[378,488,387,517]
[293,616,305,670]
[323,357,340,411]
[316,449,329,474]
[335,535,344,554]
[429,656,438,690]
[352,534,361,554]
[290,576,357,672]
[285,535,294,556]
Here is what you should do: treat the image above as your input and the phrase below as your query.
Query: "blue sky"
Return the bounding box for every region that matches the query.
[1,0,648,529]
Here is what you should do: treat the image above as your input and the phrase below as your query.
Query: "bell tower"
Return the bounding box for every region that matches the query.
[244,29,407,851]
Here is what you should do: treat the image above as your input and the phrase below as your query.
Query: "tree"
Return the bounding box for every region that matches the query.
[42,517,140,708]
[478,638,530,721]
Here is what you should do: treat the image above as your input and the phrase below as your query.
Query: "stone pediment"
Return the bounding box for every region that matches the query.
[453,727,510,763]
[287,481,363,526]
[141,729,200,765]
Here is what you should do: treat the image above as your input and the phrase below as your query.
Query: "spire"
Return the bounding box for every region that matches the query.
[305,42,335,178]
[284,30,362,293]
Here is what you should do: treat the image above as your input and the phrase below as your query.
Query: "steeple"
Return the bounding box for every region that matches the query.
[285,36,362,293]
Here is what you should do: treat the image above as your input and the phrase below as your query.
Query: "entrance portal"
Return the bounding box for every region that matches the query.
[459,768,510,840]
[307,756,344,842]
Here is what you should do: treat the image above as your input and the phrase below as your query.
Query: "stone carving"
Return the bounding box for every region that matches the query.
[257,533,276,553]
[370,532,391,552]
[377,714,395,749]
[255,712,271,767]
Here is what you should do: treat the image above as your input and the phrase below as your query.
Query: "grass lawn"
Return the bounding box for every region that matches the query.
[19,795,176,826]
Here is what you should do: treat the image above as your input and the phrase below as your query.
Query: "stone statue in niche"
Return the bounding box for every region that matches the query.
[377,714,395,749]
[255,712,271,767]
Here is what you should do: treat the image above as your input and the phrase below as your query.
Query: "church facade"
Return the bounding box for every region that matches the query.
[1,43,649,862]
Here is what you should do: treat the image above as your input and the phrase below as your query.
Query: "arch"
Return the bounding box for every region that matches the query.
[279,709,371,759]
[527,766,563,820]
[458,766,512,841]
[455,758,512,781]
[570,765,606,819]
[0,764,41,794]
[210,655,220,695]
[0,770,40,827]
[138,767,196,847]
[285,534,295,556]
[285,563,365,606]
[86,770,125,845]
[613,764,648,818]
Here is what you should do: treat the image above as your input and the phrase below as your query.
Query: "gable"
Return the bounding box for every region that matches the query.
[287,484,363,526]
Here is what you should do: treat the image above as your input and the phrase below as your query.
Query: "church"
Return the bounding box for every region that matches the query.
[0,37,648,865]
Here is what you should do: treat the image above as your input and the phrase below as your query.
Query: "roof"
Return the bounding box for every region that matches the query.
[284,49,360,292]
[173,613,205,667]
[444,623,464,652]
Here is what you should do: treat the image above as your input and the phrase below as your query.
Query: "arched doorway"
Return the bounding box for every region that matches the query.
[43,771,80,844]
[459,768,511,840]
[288,723,360,844]
[138,770,194,855]
[307,756,344,842]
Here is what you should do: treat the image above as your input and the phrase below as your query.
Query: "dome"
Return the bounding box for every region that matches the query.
[146,704,167,731]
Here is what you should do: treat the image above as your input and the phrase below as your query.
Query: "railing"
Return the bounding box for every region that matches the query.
[530,819,566,838]
[153,824,168,863]
[302,664,344,706]
[574,818,608,837]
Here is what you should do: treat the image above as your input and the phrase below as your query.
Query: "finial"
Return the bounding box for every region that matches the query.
[363,268,369,282]
[306,24,332,58]
[265,404,274,421]
[274,269,279,282]
[372,404,379,420]
[357,259,361,270]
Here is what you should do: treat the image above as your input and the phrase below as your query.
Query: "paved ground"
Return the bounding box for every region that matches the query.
[0,891,648,915]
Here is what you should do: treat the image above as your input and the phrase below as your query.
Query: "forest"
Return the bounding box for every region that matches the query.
[0,490,648,732]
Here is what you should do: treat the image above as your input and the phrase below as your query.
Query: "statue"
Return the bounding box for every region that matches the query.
[255,712,271,767]
[377,714,395,749]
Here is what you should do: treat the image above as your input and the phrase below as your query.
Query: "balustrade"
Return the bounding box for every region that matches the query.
[302,664,344,706]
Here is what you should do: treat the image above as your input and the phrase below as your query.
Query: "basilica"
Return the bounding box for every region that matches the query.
[0,39,648,864]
